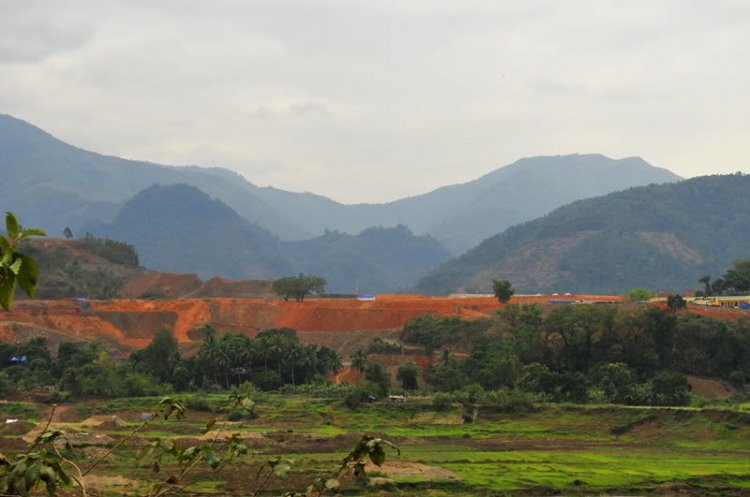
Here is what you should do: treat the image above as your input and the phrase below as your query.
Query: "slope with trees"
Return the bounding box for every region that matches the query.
[416,174,750,295]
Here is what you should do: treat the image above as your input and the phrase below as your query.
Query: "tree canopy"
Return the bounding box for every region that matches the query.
[272,273,327,302]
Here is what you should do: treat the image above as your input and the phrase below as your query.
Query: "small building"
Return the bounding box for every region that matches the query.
[389,395,406,404]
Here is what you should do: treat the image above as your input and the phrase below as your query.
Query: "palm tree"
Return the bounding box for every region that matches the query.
[268,334,288,379]
[300,345,318,384]
[258,337,273,373]
[215,344,232,390]
[286,346,304,387]
[199,333,220,385]
[323,350,344,377]
[237,343,256,383]
[350,349,367,383]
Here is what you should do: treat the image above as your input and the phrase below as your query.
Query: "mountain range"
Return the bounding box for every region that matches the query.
[1,114,680,255]
[415,174,750,295]
[87,184,451,293]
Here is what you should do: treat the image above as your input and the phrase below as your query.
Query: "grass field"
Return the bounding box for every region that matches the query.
[3,395,750,495]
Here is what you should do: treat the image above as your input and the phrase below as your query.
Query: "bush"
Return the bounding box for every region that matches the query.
[432,393,452,411]
[651,371,692,406]
[344,390,362,409]
[729,370,747,387]
[185,397,213,412]
[227,409,258,421]
[253,372,282,392]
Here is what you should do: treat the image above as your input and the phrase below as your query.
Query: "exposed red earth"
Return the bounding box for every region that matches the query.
[3,294,746,360]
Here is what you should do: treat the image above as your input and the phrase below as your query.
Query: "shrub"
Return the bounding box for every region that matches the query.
[432,393,452,411]
[344,389,362,409]
[253,371,282,392]
[185,397,213,412]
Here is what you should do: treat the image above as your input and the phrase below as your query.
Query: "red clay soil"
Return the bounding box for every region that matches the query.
[2,296,503,349]
[650,303,749,319]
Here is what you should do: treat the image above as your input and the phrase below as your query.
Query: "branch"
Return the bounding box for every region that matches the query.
[152,413,233,496]
[82,417,152,476]
[251,466,275,497]
[25,404,56,454]
[170,453,237,495]
[53,439,88,497]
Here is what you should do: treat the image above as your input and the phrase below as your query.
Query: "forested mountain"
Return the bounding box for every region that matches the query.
[0,115,307,239]
[87,184,450,293]
[87,184,293,280]
[254,154,682,254]
[285,225,451,294]
[415,174,750,295]
[2,115,680,254]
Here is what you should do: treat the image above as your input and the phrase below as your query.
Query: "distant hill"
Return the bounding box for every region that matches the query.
[2,115,681,254]
[415,174,750,295]
[87,184,450,293]
[0,114,308,239]
[285,225,451,294]
[255,154,683,254]
[87,184,293,280]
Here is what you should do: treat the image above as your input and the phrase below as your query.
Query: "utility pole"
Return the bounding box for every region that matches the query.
[355,277,359,294]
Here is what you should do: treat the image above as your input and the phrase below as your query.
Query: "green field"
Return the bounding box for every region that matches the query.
[4,395,750,495]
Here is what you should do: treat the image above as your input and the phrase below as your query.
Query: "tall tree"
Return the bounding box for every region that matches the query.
[350,349,368,382]
[493,279,515,304]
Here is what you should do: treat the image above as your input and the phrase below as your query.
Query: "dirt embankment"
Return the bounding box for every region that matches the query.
[1,296,503,352]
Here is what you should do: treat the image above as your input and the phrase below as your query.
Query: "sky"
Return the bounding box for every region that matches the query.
[1,0,749,203]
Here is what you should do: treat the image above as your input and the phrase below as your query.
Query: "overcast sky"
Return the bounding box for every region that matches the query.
[1,1,749,203]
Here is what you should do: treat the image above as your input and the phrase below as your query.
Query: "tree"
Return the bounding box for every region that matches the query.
[286,345,303,387]
[396,361,419,390]
[493,279,514,304]
[0,212,45,310]
[321,348,344,376]
[667,294,686,313]
[625,288,653,301]
[272,273,327,302]
[63,226,74,239]
[697,275,713,297]
[722,259,750,294]
[350,349,367,382]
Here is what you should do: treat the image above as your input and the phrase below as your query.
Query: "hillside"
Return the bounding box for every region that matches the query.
[415,174,750,295]
[87,184,451,293]
[16,237,276,300]
[2,115,680,253]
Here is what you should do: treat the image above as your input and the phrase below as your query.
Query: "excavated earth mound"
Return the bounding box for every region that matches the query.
[1,295,503,353]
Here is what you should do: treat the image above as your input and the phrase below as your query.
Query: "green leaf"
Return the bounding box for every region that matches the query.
[325,478,340,490]
[273,463,291,480]
[241,398,255,412]
[19,229,45,240]
[5,213,19,239]
[0,236,9,252]
[235,444,248,455]
[368,445,386,466]
[0,272,16,311]
[24,462,41,489]
[16,255,38,298]
[201,446,220,469]
[8,257,21,275]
